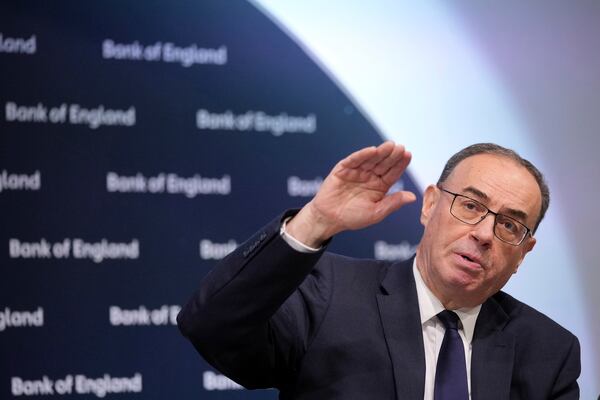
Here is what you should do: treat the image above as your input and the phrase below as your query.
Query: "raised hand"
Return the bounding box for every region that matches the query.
[286,141,416,248]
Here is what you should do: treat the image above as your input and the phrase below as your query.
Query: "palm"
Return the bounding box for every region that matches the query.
[310,142,416,233]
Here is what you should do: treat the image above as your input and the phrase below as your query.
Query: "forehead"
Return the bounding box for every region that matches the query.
[445,154,542,222]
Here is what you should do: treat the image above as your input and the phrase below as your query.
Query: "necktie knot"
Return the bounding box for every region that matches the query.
[437,310,460,331]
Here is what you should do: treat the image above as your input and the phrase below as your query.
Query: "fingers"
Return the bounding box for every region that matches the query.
[381,150,412,185]
[373,144,406,176]
[341,146,378,169]
[359,141,395,171]
[335,166,372,182]
[340,141,394,170]
[336,141,412,187]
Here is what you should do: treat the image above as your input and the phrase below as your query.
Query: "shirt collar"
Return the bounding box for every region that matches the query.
[412,260,481,344]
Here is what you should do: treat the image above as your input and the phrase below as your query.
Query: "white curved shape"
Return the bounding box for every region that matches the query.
[253,1,597,397]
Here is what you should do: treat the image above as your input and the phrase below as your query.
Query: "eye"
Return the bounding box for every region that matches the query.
[497,216,520,234]
[465,201,476,210]
[460,199,485,213]
[502,220,515,231]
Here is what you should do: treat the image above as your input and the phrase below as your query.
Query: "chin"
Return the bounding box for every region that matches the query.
[445,268,481,291]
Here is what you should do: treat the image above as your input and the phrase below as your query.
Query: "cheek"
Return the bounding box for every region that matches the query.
[434,221,470,253]
[503,248,525,271]
[486,251,523,285]
[425,209,458,242]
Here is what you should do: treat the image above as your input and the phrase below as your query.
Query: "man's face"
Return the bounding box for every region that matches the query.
[416,154,541,308]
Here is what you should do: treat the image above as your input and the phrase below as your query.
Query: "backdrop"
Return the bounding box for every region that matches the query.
[2,1,598,398]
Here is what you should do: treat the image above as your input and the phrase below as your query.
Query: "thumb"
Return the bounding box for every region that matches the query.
[375,191,417,221]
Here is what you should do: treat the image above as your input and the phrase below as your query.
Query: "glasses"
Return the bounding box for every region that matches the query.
[439,187,532,246]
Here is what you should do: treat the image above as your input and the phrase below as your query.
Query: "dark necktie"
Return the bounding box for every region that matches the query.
[434,310,469,400]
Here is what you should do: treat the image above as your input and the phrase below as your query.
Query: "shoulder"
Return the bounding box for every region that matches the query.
[491,291,578,345]
[301,251,414,300]
[314,251,399,284]
[320,251,391,271]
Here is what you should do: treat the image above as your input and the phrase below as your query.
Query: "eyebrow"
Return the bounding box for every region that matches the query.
[463,186,488,200]
[462,186,529,222]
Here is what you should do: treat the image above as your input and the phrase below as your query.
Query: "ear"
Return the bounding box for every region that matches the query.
[420,185,440,226]
[514,236,536,274]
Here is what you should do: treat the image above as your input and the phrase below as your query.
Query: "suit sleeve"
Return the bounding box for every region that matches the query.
[551,334,581,400]
[177,211,332,389]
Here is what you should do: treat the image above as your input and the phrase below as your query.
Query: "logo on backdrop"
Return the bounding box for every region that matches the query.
[199,239,237,260]
[203,371,243,391]
[0,170,41,193]
[287,176,323,197]
[196,109,317,137]
[11,373,142,397]
[0,307,44,331]
[102,39,227,67]
[4,101,135,129]
[109,305,181,327]
[374,240,417,261]
[0,33,36,54]
[8,238,139,263]
[106,172,231,197]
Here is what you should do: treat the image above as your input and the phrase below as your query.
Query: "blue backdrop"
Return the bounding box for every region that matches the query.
[1,1,424,398]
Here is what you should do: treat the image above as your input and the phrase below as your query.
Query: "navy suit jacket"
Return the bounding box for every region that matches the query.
[178,211,580,399]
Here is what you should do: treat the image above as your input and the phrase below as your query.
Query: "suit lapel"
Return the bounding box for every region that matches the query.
[470,296,515,400]
[376,259,425,400]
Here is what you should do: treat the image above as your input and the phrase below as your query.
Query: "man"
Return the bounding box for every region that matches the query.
[178,142,580,399]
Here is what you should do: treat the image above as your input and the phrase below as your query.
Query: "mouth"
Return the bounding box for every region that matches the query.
[455,252,484,270]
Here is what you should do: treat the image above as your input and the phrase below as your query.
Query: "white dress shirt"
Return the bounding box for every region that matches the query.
[280,219,482,400]
[413,260,481,400]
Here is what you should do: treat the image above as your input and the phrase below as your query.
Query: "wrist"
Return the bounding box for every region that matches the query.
[286,202,337,248]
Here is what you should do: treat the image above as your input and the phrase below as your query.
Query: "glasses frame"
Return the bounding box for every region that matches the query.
[438,187,533,246]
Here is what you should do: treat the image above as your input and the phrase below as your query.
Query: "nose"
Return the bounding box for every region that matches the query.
[470,213,495,247]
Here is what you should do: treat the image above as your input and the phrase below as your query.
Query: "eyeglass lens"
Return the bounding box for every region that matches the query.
[451,196,526,244]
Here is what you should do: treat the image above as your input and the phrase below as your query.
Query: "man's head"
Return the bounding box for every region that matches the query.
[416,144,548,309]
[438,143,549,233]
